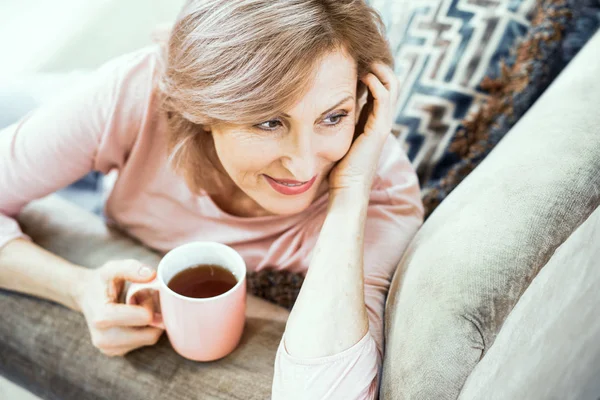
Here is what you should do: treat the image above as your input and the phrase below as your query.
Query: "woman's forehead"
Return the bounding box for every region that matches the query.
[285,51,358,113]
[311,50,358,89]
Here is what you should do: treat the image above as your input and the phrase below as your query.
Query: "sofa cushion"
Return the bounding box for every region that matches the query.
[421,0,600,215]
[381,29,600,399]
[457,206,600,399]
[376,0,534,187]
[0,195,289,400]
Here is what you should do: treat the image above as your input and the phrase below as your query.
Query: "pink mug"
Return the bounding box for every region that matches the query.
[126,242,247,361]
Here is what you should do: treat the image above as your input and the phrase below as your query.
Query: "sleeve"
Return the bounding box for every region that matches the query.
[0,48,156,249]
[272,135,425,399]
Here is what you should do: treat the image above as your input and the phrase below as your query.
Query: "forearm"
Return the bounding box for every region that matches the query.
[0,238,87,311]
[284,190,370,358]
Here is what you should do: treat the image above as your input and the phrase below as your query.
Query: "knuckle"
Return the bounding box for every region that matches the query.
[121,259,140,271]
[147,330,162,346]
[136,308,153,326]
[91,334,108,350]
[374,81,387,92]
[102,260,118,271]
[90,308,113,329]
[104,349,124,358]
[118,349,131,357]
[145,311,155,325]
[124,258,139,266]
[91,318,108,329]
[129,260,148,275]
[101,348,115,357]
[100,260,121,279]
[115,348,129,357]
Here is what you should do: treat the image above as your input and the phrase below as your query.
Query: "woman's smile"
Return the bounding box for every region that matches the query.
[263,174,317,195]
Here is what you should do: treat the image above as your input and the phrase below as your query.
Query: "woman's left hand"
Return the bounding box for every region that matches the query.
[329,63,398,197]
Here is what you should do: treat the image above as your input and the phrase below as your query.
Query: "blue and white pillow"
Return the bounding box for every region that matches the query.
[370,0,534,184]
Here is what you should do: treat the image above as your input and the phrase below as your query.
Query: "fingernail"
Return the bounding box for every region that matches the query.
[139,266,153,277]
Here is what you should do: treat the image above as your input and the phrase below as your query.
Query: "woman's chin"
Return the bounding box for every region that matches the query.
[258,194,316,216]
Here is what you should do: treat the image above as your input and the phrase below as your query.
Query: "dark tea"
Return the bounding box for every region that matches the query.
[168,264,237,298]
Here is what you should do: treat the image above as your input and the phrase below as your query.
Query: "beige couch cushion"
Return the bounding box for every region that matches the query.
[0,195,288,400]
[458,205,600,399]
[382,31,600,399]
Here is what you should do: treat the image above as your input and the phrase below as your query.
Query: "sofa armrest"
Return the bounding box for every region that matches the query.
[0,195,287,400]
[18,195,161,269]
[381,30,600,399]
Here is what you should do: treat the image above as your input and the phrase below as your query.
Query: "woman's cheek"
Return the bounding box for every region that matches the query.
[323,126,355,162]
[223,132,279,171]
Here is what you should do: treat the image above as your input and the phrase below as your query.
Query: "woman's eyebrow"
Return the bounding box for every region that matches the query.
[280,95,355,119]
[318,95,355,117]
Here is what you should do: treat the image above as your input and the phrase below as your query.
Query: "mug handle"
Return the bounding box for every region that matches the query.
[125,279,165,329]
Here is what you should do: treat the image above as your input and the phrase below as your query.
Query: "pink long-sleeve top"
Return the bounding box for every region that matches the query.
[0,47,423,399]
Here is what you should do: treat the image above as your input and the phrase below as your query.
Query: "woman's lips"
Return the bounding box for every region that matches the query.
[264,175,317,196]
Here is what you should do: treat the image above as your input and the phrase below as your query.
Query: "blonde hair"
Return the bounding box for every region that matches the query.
[159,0,393,193]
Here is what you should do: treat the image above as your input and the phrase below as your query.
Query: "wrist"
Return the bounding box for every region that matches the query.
[328,187,370,210]
[326,190,369,229]
[67,266,91,312]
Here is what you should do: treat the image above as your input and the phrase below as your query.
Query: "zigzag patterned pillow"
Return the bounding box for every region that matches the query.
[369,0,598,218]
[369,0,535,186]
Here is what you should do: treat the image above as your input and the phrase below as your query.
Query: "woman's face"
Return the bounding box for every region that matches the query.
[210,50,360,216]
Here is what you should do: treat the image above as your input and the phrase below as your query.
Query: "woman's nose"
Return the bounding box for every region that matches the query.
[281,129,318,181]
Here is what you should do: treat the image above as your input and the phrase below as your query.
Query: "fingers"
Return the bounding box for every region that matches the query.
[91,326,164,356]
[81,260,163,357]
[91,304,153,329]
[369,63,397,97]
[362,62,399,106]
[361,72,388,108]
[134,289,163,326]
[135,289,162,315]
[359,62,399,137]
[101,259,156,284]
[360,73,391,135]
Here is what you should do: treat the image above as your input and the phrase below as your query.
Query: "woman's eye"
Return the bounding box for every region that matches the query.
[323,113,348,126]
[255,119,283,131]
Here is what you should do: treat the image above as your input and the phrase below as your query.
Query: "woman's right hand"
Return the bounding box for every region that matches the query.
[73,260,164,357]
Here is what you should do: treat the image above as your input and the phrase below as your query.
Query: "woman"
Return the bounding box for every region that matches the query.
[0,0,423,398]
